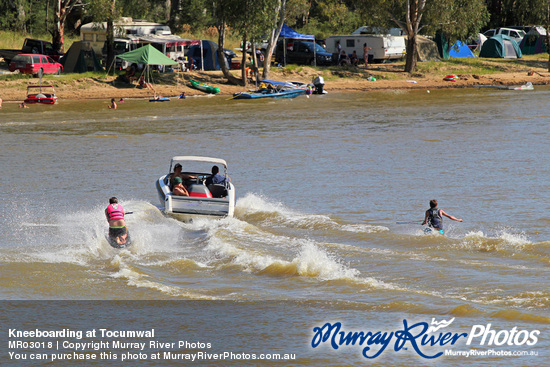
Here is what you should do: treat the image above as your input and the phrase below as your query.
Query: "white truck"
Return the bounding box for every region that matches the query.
[326,34,406,63]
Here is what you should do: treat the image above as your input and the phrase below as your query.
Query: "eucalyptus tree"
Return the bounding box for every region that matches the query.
[213,0,284,85]
[358,0,488,73]
[505,0,550,71]
[51,0,81,53]
[86,0,121,71]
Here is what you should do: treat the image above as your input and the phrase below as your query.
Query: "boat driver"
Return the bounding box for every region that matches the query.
[105,197,128,245]
[206,165,228,186]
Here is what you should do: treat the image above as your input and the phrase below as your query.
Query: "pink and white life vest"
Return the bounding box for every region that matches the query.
[106,204,124,220]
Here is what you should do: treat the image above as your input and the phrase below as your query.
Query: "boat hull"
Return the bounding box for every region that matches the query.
[156,176,235,220]
[233,89,306,99]
[24,97,57,104]
[189,79,220,94]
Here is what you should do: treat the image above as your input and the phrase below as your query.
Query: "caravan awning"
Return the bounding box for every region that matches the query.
[138,35,200,47]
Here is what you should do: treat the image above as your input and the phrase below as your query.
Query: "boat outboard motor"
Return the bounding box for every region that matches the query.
[312,76,325,94]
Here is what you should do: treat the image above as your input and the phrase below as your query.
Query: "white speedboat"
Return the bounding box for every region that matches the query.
[156,156,235,220]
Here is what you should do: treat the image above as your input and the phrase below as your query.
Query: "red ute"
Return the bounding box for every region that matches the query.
[9,54,63,75]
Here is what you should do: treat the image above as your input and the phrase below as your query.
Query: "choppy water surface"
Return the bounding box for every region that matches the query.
[0,88,548,366]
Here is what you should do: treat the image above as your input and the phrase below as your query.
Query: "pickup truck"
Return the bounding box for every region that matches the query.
[0,38,63,64]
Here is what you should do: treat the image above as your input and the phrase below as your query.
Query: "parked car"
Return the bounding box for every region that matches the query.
[9,54,63,75]
[483,28,526,44]
[275,40,334,66]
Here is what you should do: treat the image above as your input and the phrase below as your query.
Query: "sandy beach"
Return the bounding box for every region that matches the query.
[1,59,550,101]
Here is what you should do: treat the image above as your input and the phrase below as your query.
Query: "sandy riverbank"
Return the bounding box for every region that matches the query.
[1,59,550,102]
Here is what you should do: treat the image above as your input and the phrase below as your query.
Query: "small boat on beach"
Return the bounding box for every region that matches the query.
[156,156,235,221]
[189,79,220,94]
[286,76,328,94]
[24,85,57,104]
[232,80,306,99]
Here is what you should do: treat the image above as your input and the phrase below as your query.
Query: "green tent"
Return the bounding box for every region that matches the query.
[116,44,178,66]
[435,32,450,60]
[116,44,178,96]
[60,41,103,73]
[480,35,522,59]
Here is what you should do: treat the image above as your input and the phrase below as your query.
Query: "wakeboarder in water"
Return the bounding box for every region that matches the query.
[105,197,130,248]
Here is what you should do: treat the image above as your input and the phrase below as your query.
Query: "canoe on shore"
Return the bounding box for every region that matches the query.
[189,79,220,94]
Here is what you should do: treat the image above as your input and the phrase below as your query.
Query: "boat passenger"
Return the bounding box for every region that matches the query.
[169,163,197,190]
[105,197,129,245]
[172,177,189,196]
[108,98,117,109]
[422,199,463,234]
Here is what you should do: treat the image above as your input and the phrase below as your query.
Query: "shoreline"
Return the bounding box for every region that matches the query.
[1,63,549,102]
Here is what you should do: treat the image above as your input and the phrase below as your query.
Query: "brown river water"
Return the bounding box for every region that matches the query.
[0,88,548,366]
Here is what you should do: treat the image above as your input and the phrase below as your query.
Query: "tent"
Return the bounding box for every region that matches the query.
[415,36,440,62]
[520,27,547,55]
[116,44,178,66]
[278,24,315,66]
[449,40,475,58]
[60,41,103,73]
[279,24,314,40]
[187,40,232,71]
[116,44,178,95]
[480,35,522,59]
[435,32,450,59]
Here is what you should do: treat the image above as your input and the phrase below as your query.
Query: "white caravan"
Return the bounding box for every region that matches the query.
[326,35,406,63]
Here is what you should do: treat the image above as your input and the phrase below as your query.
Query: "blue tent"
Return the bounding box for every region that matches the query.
[449,40,475,58]
[279,24,314,40]
[187,40,234,71]
[278,24,315,65]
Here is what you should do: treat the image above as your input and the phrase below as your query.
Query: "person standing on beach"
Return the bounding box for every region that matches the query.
[422,199,462,234]
[363,43,372,69]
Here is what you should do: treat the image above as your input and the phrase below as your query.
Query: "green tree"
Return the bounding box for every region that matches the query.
[358,0,488,73]
[51,0,81,53]
[86,0,121,71]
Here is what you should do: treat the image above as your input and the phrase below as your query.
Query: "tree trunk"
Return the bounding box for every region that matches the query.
[405,34,417,73]
[217,21,242,85]
[52,0,80,53]
[106,0,116,72]
[165,0,171,23]
[261,0,286,80]
[241,34,248,87]
[52,0,65,53]
[251,41,258,86]
[547,6,550,72]
[168,0,180,31]
[402,0,426,73]
[17,2,27,33]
